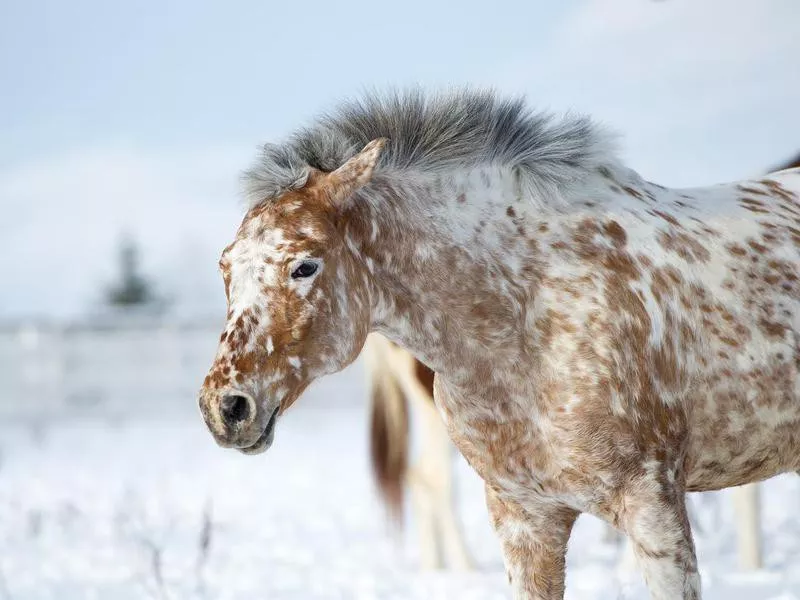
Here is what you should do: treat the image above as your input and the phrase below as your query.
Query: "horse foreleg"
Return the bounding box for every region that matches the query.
[731,483,762,570]
[486,485,577,600]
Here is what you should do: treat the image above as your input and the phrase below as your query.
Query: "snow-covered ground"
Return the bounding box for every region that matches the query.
[1,360,799,600]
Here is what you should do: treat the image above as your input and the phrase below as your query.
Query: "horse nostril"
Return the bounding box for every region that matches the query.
[220,394,251,425]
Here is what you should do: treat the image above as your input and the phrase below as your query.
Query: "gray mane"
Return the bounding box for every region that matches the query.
[243,87,619,207]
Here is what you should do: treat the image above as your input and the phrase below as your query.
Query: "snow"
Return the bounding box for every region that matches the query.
[1,361,799,599]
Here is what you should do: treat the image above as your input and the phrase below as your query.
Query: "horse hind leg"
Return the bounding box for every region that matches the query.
[392,350,444,570]
[613,493,702,578]
[408,359,473,571]
[612,491,707,584]
[406,390,471,570]
[620,472,701,600]
[386,346,474,571]
[427,414,473,571]
[407,465,441,569]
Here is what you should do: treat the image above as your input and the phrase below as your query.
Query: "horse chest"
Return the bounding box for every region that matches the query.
[438,394,583,497]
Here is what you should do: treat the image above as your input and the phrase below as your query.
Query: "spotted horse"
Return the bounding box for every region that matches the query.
[198,89,800,600]
[363,320,795,574]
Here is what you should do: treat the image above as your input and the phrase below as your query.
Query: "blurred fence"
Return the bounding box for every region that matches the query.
[0,315,224,423]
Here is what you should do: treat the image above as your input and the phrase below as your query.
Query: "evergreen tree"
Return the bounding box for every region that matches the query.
[105,235,157,308]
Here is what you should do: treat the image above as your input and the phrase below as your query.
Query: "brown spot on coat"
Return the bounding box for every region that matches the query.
[602,221,627,248]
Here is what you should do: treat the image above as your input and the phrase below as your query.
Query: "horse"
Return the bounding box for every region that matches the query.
[198,88,800,600]
[363,331,754,573]
[362,150,800,576]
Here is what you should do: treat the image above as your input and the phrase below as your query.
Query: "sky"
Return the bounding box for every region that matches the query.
[1,0,799,319]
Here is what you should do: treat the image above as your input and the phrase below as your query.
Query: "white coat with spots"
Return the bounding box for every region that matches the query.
[198,89,800,600]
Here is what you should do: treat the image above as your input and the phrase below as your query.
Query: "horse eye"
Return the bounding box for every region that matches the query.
[291,261,318,279]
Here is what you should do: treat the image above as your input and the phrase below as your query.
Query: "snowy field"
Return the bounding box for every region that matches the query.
[1,359,799,600]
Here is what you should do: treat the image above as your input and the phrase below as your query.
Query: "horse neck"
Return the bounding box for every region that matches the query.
[350,166,616,386]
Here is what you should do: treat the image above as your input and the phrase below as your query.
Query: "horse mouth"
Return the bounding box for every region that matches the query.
[238,405,279,456]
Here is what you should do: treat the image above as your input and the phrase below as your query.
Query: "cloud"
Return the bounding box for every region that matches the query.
[490,0,800,185]
[0,144,251,318]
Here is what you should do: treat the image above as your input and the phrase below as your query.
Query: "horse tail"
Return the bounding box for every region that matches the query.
[364,335,410,526]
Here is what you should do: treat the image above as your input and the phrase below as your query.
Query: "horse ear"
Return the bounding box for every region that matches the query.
[322,138,387,205]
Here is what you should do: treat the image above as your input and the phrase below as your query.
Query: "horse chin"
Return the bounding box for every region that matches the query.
[237,405,279,456]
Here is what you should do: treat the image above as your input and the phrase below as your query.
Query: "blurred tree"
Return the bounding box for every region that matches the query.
[105,234,160,308]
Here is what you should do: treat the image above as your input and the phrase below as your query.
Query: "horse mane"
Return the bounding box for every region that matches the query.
[242,87,620,207]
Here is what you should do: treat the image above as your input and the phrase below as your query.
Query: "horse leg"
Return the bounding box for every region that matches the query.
[617,532,640,575]
[731,483,762,570]
[620,473,701,600]
[485,485,578,600]
[425,409,472,570]
[408,466,441,569]
[399,354,472,570]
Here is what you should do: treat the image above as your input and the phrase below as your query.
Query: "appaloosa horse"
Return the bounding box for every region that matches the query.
[198,89,800,599]
[363,150,800,576]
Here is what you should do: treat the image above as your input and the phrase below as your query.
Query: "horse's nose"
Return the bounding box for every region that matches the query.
[198,388,264,448]
[220,393,252,426]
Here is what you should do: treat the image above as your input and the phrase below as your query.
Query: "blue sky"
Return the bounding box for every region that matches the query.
[1,0,799,318]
